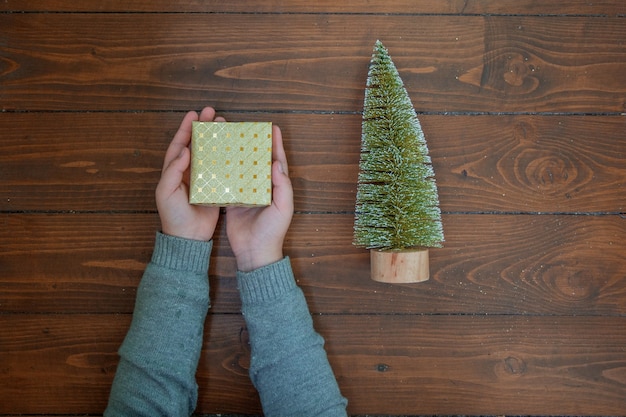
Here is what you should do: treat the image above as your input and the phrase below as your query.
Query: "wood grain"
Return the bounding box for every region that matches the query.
[322,315,626,416]
[2,213,624,315]
[1,113,623,213]
[0,314,126,414]
[1,0,624,15]
[1,15,625,112]
[2,2,625,416]
[1,314,625,415]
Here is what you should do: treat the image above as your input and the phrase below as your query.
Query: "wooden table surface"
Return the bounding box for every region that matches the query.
[1,1,625,415]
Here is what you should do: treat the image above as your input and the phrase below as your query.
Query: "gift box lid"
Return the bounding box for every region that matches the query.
[190,121,272,207]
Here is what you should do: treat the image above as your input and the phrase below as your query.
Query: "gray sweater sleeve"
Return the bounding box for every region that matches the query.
[105,232,212,417]
[237,258,348,417]
[105,234,346,417]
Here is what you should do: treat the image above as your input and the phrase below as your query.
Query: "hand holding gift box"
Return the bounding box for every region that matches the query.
[156,106,293,270]
[190,121,273,207]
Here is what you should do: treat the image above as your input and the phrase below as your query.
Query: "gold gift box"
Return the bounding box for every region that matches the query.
[190,121,272,206]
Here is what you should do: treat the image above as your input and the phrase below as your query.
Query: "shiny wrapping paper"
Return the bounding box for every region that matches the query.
[189,121,272,206]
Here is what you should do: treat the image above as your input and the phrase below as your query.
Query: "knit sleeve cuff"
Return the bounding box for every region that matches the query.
[236,257,296,305]
[151,231,212,274]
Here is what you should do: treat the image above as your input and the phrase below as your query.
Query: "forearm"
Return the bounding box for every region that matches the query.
[237,258,348,417]
[105,232,212,417]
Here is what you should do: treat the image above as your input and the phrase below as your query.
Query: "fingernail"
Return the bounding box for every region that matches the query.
[277,161,284,174]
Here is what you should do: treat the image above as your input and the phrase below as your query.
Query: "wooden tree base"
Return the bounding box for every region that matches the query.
[370,248,430,283]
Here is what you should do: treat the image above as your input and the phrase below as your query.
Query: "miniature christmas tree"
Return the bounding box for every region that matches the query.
[354,40,444,283]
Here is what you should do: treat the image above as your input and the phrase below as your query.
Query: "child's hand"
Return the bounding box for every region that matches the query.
[155,107,223,241]
[226,125,294,271]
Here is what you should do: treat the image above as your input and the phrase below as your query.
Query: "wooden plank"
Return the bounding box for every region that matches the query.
[2,213,624,315]
[2,3,624,417]
[1,313,625,415]
[0,213,160,313]
[0,314,126,414]
[1,113,624,213]
[1,0,624,15]
[322,315,626,416]
[2,15,625,113]
[0,112,172,212]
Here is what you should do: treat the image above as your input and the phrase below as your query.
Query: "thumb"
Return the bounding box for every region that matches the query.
[270,160,293,214]
[158,147,190,198]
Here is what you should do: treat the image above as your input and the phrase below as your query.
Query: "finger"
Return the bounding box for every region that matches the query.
[199,107,216,122]
[163,111,198,170]
[271,125,289,176]
[214,116,226,122]
[158,147,190,198]
[270,159,294,215]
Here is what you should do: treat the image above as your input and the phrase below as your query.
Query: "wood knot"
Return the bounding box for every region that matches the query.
[502,53,539,90]
[551,266,599,302]
[238,326,250,350]
[504,356,526,375]
[516,150,581,194]
[224,327,251,376]
[376,363,390,372]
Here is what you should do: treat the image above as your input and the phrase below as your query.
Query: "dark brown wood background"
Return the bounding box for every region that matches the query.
[1,1,625,416]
